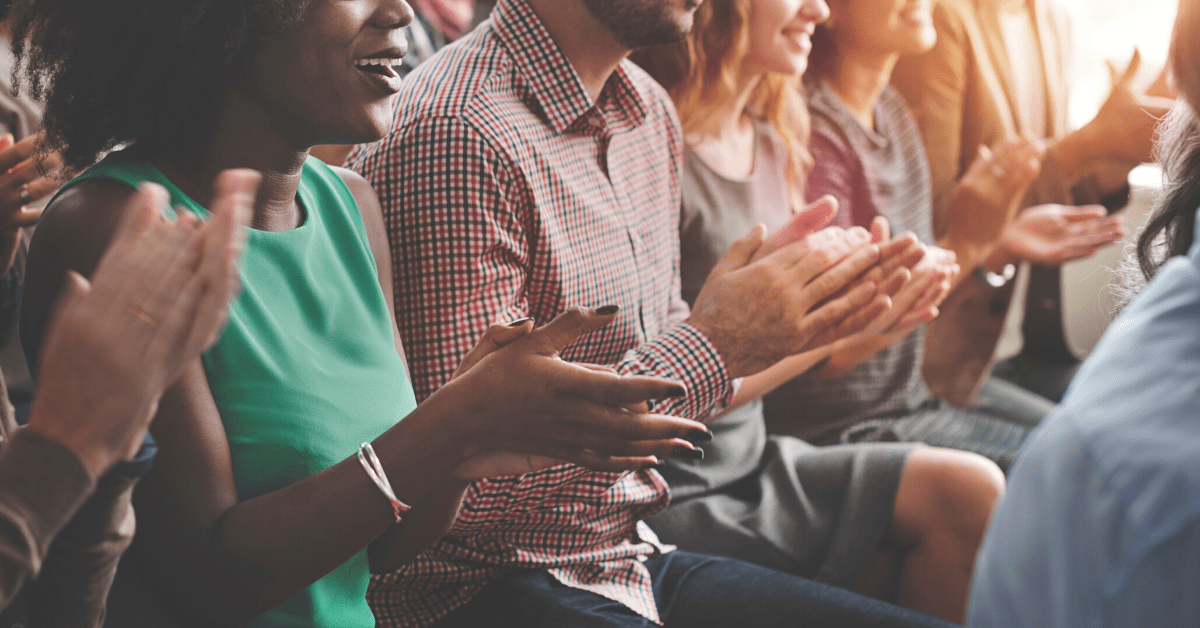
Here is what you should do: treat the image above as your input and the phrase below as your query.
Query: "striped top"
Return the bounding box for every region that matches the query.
[763,81,934,444]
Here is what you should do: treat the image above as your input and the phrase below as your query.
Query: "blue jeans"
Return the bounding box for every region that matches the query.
[435,550,956,628]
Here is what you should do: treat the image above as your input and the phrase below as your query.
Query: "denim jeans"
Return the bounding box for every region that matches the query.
[435,550,957,628]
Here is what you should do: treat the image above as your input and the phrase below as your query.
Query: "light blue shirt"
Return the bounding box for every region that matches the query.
[969,207,1200,628]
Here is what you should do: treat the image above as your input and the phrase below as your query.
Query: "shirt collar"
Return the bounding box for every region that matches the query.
[492,0,648,135]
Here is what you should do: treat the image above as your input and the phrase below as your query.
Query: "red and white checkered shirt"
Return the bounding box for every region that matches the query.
[349,0,734,624]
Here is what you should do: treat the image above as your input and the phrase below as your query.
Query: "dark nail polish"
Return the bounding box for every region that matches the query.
[666,385,687,398]
[645,462,668,473]
[687,429,713,444]
[594,304,620,316]
[672,445,704,460]
[507,317,532,327]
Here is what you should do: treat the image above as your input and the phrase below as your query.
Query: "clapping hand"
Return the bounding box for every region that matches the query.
[998,204,1128,266]
[443,306,712,479]
[945,137,1043,264]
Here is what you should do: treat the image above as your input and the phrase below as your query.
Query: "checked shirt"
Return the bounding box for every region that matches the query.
[349,0,735,624]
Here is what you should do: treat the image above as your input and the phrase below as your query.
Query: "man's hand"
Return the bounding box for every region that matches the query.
[689,221,884,379]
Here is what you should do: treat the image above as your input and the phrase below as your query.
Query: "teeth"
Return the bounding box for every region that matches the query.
[355,58,403,68]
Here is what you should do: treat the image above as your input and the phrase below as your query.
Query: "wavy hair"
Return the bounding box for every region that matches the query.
[1123,0,1200,294]
[631,0,813,205]
[8,0,312,171]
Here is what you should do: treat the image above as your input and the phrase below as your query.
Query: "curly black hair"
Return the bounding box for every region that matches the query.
[8,0,312,171]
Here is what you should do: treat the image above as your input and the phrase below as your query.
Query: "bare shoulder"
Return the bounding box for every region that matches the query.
[22,178,143,366]
[36,179,143,274]
[331,165,388,248]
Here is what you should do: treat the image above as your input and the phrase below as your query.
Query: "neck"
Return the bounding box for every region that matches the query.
[157,87,309,232]
[525,0,630,101]
[824,47,898,131]
[706,66,763,140]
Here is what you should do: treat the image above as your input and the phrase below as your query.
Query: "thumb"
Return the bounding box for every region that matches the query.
[106,183,169,253]
[526,305,619,356]
[765,195,839,251]
[1114,48,1141,90]
[452,318,533,378]
[869,215,890,243]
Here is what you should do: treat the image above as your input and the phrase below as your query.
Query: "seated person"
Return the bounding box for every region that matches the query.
[352,0,963,625]
[761,0,1063,471]
[12,0,715,625]
[890,0,1165,404]
[969,1,1200,623]
[631,0,1004,622]
[0,174,249,624]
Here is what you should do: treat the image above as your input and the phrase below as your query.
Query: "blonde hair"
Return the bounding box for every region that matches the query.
[632,0,813,204]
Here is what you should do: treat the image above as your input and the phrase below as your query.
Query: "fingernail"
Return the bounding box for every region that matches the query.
[594,304,620,316]
[687,428,713,443]
[672,445,704,460]
[507,317,532,327]
[666,385,687,398]
[646,462,667,472]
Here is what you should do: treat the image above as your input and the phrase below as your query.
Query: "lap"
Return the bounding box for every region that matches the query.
[436,552,956,628]
[883,377,1055,471]
[648,438,915,587]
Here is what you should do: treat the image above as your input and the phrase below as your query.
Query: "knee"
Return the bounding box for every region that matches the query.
[892,447,1005,545]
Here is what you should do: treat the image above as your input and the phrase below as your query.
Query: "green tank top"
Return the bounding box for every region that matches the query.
[64,155,417,627]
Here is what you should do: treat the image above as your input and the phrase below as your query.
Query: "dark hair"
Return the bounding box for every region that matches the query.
[8,0,312,171]
[1133,0,1200,282]
[1134,105,1200,280]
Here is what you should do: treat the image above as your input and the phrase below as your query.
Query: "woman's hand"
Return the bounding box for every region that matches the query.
[943,137,1042,267]
[0,133,69,273]
[26,170,256,480]
[996,204,1128,267]
[440,306,712,479]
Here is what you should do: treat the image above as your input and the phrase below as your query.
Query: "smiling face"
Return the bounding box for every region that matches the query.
[744,0,830,77]
[243,0,414,147]
[581,0,706,49]
[828,0,936,58]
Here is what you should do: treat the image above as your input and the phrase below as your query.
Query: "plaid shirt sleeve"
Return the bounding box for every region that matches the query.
[361,116,733,420]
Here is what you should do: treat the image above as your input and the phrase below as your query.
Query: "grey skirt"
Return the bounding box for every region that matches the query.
[647,428,915,590]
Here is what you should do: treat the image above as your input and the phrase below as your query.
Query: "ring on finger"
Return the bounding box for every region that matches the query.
[129,307,158,329]
[18,183,30,206]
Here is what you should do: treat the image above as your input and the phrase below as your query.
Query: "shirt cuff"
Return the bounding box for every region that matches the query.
[639,322,735,420]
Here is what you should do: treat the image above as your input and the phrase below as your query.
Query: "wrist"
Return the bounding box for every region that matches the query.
[1053,127,1094,183]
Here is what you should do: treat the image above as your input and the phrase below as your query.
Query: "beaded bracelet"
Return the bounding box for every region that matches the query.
[356,442,410,523]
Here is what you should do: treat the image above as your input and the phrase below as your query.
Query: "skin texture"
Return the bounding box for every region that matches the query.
[19,0,715,623]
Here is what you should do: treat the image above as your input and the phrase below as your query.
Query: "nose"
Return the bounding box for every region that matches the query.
[802,0,832,25]
[374,0,415,29]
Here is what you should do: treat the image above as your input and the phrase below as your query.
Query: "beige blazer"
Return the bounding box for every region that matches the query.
[891,0,1102,405]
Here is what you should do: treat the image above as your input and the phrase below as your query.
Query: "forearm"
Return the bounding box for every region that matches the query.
[369,476,470,573]
[0,429,95,613]
[725,347,833,411]
[818,331,906,379]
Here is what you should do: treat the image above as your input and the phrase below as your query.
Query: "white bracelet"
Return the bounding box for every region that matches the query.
[356,442,409,523]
